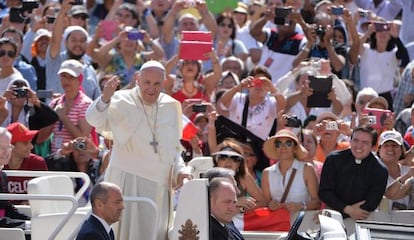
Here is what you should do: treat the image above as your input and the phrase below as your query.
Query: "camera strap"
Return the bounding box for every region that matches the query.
[241,95,278,137]
[241,95,249,128]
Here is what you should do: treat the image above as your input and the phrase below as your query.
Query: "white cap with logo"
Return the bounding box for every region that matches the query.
[379,130,403,146]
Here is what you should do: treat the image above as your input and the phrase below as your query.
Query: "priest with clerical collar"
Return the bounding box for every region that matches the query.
[318,125,388,220]
[86,60,189,239]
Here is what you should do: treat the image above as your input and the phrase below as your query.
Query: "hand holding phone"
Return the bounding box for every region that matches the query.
[374,22,390,32]
[127,30,144,40]
[331,6,344,15]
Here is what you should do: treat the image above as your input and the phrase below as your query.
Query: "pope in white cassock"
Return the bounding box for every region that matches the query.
[86,61,187,239]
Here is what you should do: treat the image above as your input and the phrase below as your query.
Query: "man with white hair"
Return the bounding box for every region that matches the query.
[86,60,188,239]
[46,0,100,100]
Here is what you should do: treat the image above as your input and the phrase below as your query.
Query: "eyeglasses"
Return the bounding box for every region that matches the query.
[216,154,243,162]
[274,140,295,148]
[0,50,16,58]
[219,23,234,28]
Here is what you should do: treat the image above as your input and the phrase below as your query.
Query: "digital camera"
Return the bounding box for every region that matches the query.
[285,116,301,128]
[74,140,87,151]
[192,104,207,113]
[325,121,338,130]
[14,88,28,98]
[315,25,326,38]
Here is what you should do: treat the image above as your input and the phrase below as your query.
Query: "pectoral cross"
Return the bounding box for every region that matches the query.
[150,138,159,154]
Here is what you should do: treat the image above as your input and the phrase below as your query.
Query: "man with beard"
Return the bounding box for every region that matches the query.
[47,0,100,100]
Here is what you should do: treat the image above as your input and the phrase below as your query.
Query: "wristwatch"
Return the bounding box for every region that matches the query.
[301,201,307,211]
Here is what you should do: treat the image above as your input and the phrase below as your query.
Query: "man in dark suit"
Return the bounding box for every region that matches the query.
[209,177,244,240]
[76,182,124,240]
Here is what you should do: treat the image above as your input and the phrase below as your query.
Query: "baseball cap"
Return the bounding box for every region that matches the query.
[34,28,51,42]
[58,59,84,78]
[379,130,403,146]
[69,5,89,18]
[7,122,39,144]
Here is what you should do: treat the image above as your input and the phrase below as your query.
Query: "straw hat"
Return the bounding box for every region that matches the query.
[263,129,308,160]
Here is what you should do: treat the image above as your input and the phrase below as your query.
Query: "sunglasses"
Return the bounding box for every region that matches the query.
[219,23,234,28]
[0,50,16,58]
[274,140,295,148]
[216,154,242,162]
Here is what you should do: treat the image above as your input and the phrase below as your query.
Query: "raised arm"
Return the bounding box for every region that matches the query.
[203,51,221,97]
[49,0,73,59]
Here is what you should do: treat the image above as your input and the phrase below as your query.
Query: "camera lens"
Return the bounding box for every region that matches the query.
[315,26,325,38]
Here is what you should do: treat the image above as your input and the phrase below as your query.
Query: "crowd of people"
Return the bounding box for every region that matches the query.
[0,0,413,239]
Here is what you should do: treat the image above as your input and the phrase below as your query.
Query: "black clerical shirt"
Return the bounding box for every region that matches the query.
[319,149,388,218]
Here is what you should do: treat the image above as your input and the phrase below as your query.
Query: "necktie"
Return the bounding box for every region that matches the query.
[109,228,114,240]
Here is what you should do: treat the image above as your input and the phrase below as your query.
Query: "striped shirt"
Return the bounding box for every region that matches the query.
[49,92,92,153]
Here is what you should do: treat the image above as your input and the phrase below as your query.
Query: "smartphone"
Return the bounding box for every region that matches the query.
[36,89,53,99]
[9,7,28,24]
[374,22,390,32]
[46,16,56,24]
[192,104,207,113]
[250,78,263,88]
[127,31,144,40]
[274,7,292,25]
[331,6,344,15]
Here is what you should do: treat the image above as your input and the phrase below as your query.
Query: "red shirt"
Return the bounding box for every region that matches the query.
[4,153,48,195]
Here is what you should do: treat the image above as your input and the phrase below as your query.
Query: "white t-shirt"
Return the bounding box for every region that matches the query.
[229,92,277,140]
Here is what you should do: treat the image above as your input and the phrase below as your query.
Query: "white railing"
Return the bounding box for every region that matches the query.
[4,170,91,201]
[2,170,159,240]
[0,193,78,240]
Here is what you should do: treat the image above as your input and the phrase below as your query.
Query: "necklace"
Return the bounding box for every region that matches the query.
[183,83,197,96]
[137,95,160,154]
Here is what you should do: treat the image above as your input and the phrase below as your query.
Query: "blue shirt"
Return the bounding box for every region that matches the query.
[14,56,37,91]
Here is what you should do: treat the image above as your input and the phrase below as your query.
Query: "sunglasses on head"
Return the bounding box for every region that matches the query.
[0,50,16,58]
[219,23,234,28]
[274,139,295,148]
[216,154,242,162]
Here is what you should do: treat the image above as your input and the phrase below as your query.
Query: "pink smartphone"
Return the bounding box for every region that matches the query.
[101,20,118,41]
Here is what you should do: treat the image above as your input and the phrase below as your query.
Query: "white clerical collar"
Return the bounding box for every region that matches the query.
[92,213,112,235]
[355,159,362,164]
